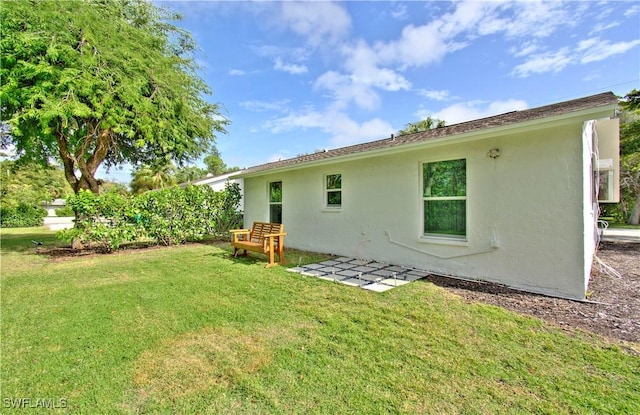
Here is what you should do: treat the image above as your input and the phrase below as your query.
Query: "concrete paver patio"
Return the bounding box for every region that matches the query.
[287,257,431,292]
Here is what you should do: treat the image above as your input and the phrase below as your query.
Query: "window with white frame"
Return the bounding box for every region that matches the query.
[422,159,466,238]
[269,181,282,223]
[325,174,342,208]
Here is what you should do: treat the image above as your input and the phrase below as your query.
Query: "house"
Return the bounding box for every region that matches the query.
[186,171,245,211]
[42,198,67,217]
[235,92,620,300]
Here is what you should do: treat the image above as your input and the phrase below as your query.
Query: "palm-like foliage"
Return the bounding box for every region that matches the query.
[398,116,446,136]
[130,163,177,194]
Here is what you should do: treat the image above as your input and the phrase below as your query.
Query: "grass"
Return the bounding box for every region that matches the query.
[1,227,639,414]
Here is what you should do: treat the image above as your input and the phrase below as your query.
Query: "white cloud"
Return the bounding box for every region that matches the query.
[264,107,325,134]
[418,89,452,101]
[311,0,609,114]
[240,99,290,113]
[375,23,450,68]
[625,4,640,17]
[499,1,574,39]
[436,0,503,38]
[263,107,394,147]
[313,40,411,112]
[512,37,640,77]
[279,1,351,46]
[343,41,412,92]
[427,99,528,125]
[511,49,573,77]
[228,69,246,76]
[510,41,539,58]
[328,115,395,147]
[577,38,640,64]
[252,44,310,63]
[274,57,308,75]
[371,0,570,72]
[589,21,620,35]
[378,0,569,67]
[390,4,408,20]
[315,70,381,111]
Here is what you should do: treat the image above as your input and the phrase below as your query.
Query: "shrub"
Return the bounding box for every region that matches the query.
[54,205,75,217]
[57,183,243,250]
[58,190,140,252]
[209,181,243,237]
[136,184,241,245]
[0,204,47,228]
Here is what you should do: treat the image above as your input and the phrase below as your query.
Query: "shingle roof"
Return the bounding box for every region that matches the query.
[240,92,618,176]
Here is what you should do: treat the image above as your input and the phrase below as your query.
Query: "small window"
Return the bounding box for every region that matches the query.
[269,181,282,223]
[597,170,615,202]
[325,174,342,208]
[596,158,618,203]
[422,159,466,238]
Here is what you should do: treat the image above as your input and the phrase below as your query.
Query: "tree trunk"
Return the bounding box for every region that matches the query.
[629,193,640,225]
[56,127,112,195]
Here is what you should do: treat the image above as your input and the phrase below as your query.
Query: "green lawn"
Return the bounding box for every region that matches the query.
[1,228,639,414]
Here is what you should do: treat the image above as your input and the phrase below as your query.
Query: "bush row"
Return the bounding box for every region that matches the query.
[0,204,47,228]
[58,183,242,251]
[54,206,75,217]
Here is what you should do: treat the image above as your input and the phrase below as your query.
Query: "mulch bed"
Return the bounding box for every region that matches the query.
[424,241,640,345]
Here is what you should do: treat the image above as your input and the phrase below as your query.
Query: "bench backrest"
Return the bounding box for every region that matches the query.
[250,222,284,243]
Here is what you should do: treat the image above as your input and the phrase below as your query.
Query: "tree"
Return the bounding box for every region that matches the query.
[130,162,176,194]
[0,0,228,195]
[203,147,241,176]
[618,89,640,225]
[398,116,446,136]
[175,166,208,184]
[0,160,72,208]
[203,148,228,175]
[100,180,129,196]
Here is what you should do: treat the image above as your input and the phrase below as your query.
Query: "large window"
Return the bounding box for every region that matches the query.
[325,174,342,208]
[269,181,282,223]
[422,159,466,238]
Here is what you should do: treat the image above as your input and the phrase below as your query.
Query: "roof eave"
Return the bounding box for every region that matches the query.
[238,100,618,178]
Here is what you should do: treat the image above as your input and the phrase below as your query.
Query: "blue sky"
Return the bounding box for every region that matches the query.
[103,0,639,184]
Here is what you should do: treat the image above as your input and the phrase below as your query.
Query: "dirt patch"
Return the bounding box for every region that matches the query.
[39,242,186,259]
[133,327,271,401]
[424,241,640,344]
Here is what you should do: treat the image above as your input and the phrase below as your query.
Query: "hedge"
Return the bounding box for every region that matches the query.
[0,204,47,228]
[58,183,242,252]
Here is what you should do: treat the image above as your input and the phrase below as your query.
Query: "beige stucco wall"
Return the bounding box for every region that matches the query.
[242,114,616,299]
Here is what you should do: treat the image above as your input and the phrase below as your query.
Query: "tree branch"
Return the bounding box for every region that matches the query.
[56,132,79,192]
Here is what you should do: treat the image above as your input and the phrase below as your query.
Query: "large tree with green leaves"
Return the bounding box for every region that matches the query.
[0,0,228,194]
[619,89,640,225]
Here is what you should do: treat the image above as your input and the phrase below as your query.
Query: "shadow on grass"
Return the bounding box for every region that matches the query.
[0,228,66,254]
[208,249,265,267]
[207,243,334,269]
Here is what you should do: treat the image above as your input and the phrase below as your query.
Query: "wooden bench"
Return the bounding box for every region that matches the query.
[230,222,287,267]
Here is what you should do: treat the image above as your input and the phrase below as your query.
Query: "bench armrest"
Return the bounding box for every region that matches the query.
[230,229,251,242]
[264,232,288,238]
[262,232,288,250]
